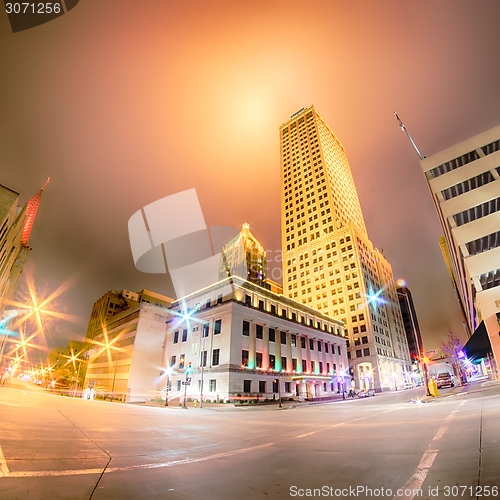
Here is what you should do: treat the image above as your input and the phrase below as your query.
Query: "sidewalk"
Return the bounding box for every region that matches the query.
[420,377,500,403]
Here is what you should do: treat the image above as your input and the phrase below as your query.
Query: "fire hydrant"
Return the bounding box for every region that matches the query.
[193,399,198,408]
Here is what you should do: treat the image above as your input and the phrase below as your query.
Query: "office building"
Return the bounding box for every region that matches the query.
[163,276,347,403]
[0,180,49,316]
[83,289,173,402]
[420,126,500,367]
[280,106,411,390]
[396,284,424,363]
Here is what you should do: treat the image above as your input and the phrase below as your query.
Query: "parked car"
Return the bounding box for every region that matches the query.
[357,389,376,398]
[436,372,454,389]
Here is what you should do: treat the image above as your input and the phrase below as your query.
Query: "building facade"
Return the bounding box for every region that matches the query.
[162,277,348,402]
[280,106,411,390]
[396,285,423,363]
[420,126,500,367]
[83,289,173,402]
[0,180,49,316]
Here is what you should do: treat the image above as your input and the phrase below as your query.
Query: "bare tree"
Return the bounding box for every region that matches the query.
[439,331,465,380]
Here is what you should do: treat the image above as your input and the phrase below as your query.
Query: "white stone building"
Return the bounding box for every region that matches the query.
[162,277,348,403]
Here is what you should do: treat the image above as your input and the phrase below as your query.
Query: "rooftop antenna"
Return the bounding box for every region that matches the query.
[394,112,424,160]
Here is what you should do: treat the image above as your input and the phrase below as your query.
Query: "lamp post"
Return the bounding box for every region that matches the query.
[110,351,119,401]
[164,367,172,406]
[72,360,82,397]
[199,323,208,408]
[276,370,282,408]
[337,374,345,399]
[182,361,192,408]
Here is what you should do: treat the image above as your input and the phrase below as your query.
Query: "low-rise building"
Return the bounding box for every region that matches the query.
[162,276,348,403]
[83,289,173,402]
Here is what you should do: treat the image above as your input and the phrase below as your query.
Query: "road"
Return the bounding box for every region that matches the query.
[0,379,499,500]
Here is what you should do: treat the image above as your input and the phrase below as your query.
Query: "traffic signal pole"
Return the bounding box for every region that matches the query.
[182,362,192,408]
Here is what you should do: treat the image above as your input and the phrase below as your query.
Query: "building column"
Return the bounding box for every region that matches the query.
[287,332,293,371]
[275,331,282,371]
[249,322,256,369]
[263,327,270,370]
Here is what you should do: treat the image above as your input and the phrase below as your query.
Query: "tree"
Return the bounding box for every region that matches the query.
[439,331,465,379]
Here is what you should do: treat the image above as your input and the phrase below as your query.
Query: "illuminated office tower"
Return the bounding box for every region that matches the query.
[280,106,411,391]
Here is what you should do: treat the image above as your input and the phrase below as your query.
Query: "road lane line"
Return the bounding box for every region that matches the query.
[3,442,275,478]
[294,422,345,439]
[0,446,10,477]
[393,407,462,500]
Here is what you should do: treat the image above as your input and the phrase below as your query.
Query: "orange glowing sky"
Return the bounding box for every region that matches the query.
[2,1,500,350]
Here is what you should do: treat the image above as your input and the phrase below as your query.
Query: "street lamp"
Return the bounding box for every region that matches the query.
[110,351,120,401]
[163,366,173,406]
[182,361,192,408]
[199,322,209,408]
[337,373,345,399]
[272,369,282,408]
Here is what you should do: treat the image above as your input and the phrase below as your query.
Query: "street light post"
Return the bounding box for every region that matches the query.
[182,362,192,408]
[199,323,208,408]
[277,370,282,408]
[73,360,82,398]
[164,367,172,406]
[110,351,119,401]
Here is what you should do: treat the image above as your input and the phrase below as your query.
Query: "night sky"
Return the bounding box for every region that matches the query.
[2,1,500,352]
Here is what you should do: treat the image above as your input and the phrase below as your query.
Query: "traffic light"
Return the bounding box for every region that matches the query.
[422,356,429,364]
[187,361,192,373]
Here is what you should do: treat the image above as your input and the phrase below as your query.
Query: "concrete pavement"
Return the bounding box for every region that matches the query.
[0,379,499,499]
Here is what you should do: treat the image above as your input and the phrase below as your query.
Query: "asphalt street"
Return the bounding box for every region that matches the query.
[0,379,499,500]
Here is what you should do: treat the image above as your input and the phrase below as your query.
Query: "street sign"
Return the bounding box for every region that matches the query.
[88,380,95,388]
[182,381,190,386]
[186,377,192,383]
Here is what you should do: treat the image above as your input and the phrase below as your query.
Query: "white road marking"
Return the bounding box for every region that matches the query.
[296,431,316,439]
[0,406,386,479]
[0,446,10,477]
[393,408,460,500]
[295,422,345,439]
[2,442,274,478]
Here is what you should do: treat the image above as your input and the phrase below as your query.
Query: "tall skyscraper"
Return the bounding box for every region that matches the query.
[280,106,411,391]
[420,126,500,368]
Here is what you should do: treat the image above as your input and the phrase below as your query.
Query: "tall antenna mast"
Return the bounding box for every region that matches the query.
[394,112,424,160]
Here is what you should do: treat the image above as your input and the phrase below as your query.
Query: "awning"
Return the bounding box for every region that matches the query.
[463,320,492,361]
